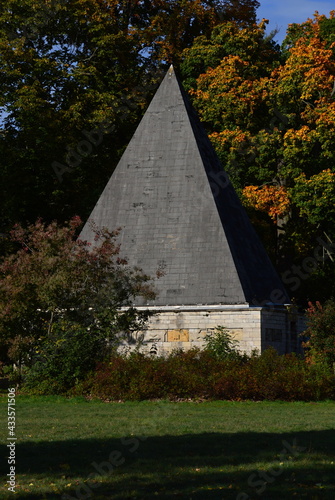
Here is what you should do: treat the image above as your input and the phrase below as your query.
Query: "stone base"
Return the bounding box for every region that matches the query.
[119,304,305,356]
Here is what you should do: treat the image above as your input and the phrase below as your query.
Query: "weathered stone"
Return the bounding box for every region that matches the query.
[167,329,189,342]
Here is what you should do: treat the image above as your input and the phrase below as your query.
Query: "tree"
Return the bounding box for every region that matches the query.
[292,169,335,229]
[181,18,278,91]
[0,217,155,388]
[181,13,335,298]
[217,0,260,26]
[0,0,155,230]
[242,185,290,223]
[182,14,335,191]
[282,10,335,53]
[0,0,226,232]
[0,0,263,245]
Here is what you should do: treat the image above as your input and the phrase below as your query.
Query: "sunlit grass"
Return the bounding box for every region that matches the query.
[0,396,334,499]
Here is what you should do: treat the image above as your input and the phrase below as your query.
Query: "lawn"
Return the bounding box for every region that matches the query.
[1,396,334,499]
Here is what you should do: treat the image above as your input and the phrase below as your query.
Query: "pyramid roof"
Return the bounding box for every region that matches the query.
[80,66,289,306]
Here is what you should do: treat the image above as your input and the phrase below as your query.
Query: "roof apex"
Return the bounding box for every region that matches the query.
[80,69,290,306]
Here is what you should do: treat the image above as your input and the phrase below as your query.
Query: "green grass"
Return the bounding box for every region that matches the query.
[1,396,335,499]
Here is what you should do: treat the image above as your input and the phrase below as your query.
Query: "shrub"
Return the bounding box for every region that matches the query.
[302,300,335,367]
[78,347,335,402]
[81,349,213,401]
[210,348,335,401]
[203,326,246,361]
[0,218,155,387]
[23,321,107,394]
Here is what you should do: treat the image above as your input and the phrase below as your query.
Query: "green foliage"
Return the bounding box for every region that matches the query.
[203,325,244,360]
[23,321,106,393]
[283,13,335,53]
[0,217,155,389]
[0,0,224,229]
[303,300,335,367]
[182,13,335,195]
[319,17,335,51]
[292,170,335,229]
[181,20,279,91]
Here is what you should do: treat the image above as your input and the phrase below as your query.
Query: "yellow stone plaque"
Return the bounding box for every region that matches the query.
[167,329,189,342]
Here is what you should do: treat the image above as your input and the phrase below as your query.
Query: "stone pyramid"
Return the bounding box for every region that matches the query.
[80,66,289,307]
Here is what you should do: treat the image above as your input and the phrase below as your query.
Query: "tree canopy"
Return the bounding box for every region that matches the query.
[181,12,335,301]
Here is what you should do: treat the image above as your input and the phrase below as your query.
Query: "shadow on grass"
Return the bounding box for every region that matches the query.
[1,430,334,499]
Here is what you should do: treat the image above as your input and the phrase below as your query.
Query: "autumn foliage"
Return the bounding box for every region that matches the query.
[0,218,155,387]
[181,12,335,302]
[242,185,290,222]
[78,347,335,401]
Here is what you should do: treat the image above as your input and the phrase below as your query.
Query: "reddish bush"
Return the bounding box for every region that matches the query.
[78,347,335,402]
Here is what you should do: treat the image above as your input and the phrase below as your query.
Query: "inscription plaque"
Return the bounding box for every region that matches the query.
[167,329,189,342]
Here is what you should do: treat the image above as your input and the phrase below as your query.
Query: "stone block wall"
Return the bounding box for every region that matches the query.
[261,306,305,354]
[119,305,306,356]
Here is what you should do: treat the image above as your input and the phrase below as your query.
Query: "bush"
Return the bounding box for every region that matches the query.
[213,347,335,401]
[77,347,335,402]
[302,300,335,367]
[203,326,245,361]
[0,218,155,388]
[80,349,215,400]
[23,321,107,394]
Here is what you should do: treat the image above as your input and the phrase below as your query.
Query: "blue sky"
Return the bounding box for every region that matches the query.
[257,0,335,43]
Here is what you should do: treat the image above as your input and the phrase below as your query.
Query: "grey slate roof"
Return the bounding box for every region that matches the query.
[79,66,290,306]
